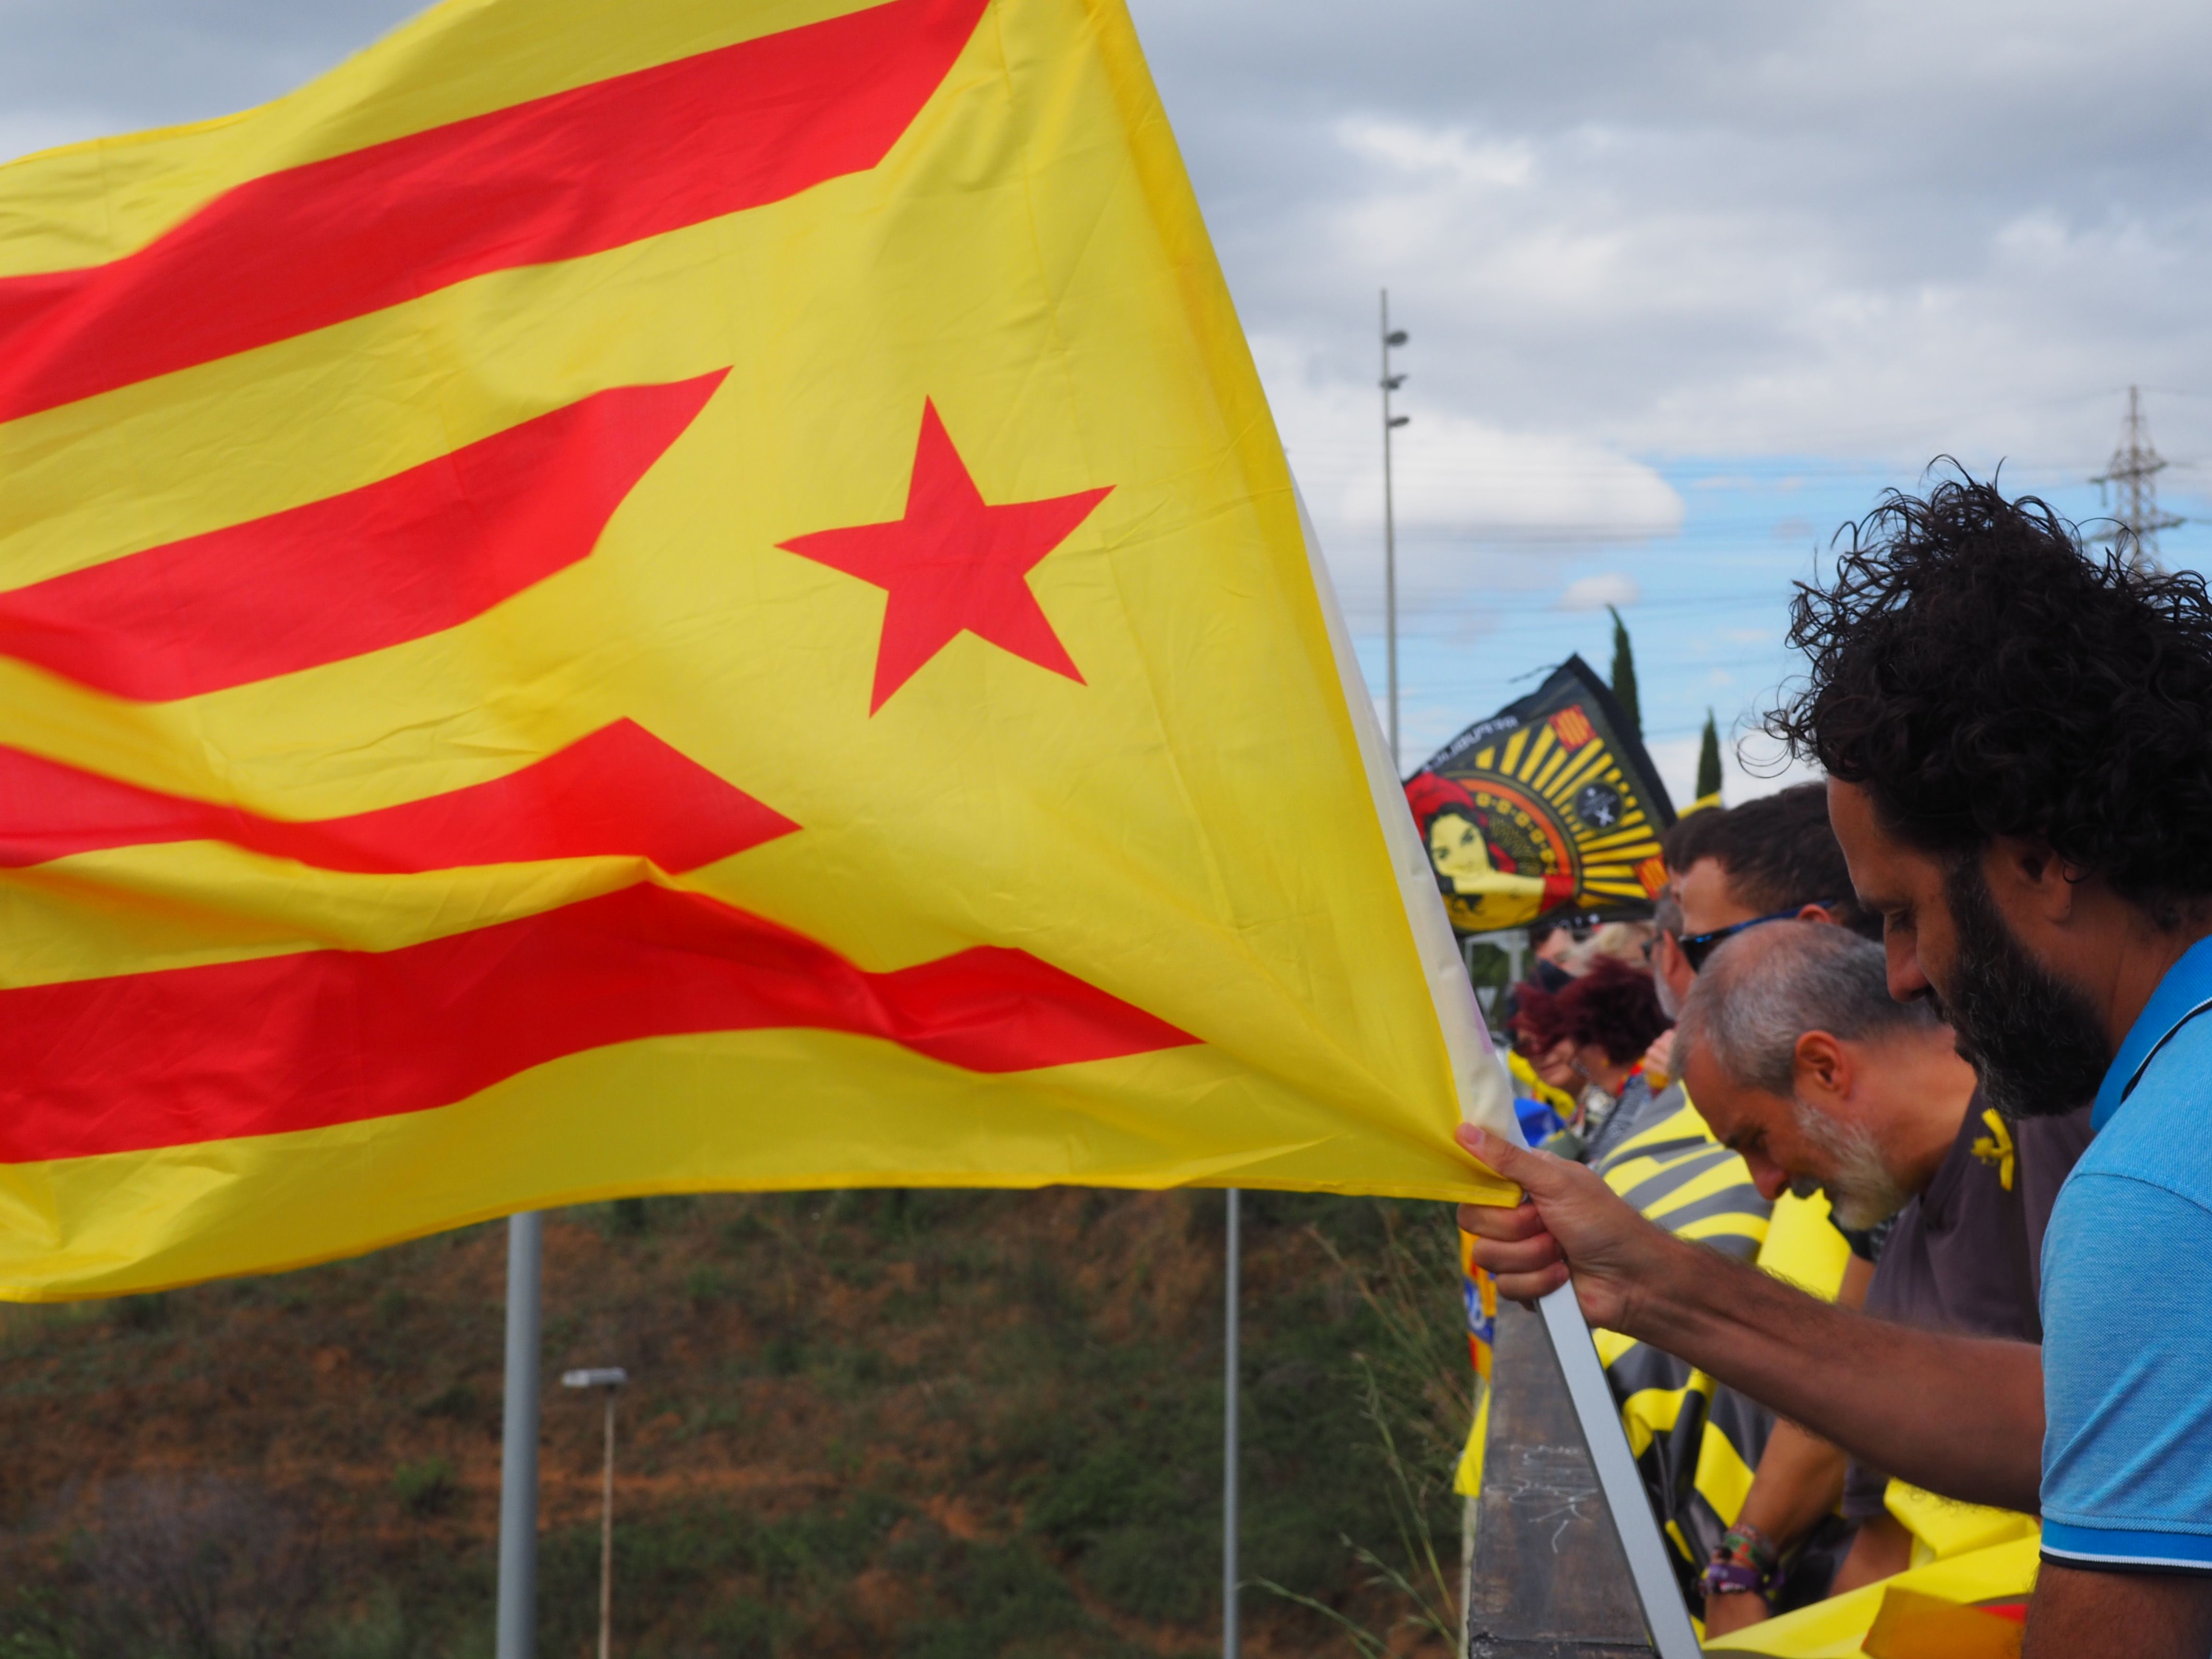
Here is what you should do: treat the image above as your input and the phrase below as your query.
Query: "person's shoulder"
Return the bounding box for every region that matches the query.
[1591,1081,1700,1172]
[2080,1012,2212,1200]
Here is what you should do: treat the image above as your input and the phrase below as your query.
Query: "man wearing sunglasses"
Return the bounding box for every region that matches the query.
[1654,782,1877,1012]
[1586,785,1891,1627]
[1629,783,1874,1123]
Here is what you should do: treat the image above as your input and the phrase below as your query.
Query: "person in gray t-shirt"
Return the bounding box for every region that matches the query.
[1672,920,2086,1631]
[1839,1093,2092,1526]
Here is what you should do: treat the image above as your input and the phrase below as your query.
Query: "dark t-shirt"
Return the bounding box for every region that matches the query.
[1840,1093,2095,1518]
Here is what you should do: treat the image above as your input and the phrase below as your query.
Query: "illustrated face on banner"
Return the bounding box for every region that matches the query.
[1421,794,1573,932]
[1405,662,1673,937]
[1428,809,1548,894]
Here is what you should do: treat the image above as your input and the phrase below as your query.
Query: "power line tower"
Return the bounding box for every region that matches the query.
[2091,385,2183,572]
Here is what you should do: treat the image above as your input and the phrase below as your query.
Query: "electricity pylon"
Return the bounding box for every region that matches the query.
[2091,385,2183,573]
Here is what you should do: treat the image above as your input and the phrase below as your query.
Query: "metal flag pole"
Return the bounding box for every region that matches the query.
[1539,1286,1704,1659]
[496,1211,544,1659]
[1222,1188,1241,1659]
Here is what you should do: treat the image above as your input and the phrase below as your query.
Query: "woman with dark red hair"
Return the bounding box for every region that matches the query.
[1510,956,1670,1159]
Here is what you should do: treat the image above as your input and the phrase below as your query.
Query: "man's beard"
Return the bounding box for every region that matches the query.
[1936,857,2111,1120]
[1788,1103,1910,1231]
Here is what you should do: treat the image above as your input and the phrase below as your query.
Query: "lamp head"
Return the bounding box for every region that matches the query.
[562,1367,629,1389]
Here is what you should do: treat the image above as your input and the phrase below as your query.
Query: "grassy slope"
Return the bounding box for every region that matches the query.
[0,1189,1469,1659]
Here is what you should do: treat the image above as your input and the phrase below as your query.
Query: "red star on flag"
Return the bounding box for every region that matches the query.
[780,400,1112,712]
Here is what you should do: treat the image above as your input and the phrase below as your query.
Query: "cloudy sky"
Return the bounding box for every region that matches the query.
[5,0,2210,804]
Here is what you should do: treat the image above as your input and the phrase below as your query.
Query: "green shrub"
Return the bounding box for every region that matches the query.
[393,1456,458,1516]
[109,1294,169,1333]
[418,1381,484,1424]
[899,1539,1085,1659]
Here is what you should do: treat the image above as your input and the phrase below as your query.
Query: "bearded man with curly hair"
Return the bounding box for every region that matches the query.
[1455,472,2212,1658]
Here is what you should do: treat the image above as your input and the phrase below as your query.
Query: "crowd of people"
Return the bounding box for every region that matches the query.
[1462,474,2212,1657]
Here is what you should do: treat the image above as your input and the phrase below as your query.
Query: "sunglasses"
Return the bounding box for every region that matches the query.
[1675,901,1844,973]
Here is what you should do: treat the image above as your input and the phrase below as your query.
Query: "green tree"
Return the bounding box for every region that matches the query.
[1695,709,1723,801]
[1607,605,1641,737]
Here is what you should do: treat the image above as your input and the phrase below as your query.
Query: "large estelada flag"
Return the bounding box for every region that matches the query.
[0,0,1515,1297]
[1404,657,1674,935]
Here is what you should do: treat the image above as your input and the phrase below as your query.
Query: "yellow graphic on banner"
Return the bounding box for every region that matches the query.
[1405,657,1674,934]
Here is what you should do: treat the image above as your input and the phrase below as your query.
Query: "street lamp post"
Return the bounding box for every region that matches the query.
[563,1367,630,1659]
[1222,1188,1241,1659]
[495,1212,542,1659]
[1380,291,1409,773]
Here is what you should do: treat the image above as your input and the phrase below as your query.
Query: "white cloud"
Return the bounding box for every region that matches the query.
[1644,729,1823,813]
[1557,573,1639,612]
[1126,0,2212,478]
[1256,334,1684,613]
[1334,119,1534,191]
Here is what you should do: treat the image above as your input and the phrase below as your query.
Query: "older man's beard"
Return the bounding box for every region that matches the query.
[1937,858,2112,1120]
[1788,1102,1911,1231]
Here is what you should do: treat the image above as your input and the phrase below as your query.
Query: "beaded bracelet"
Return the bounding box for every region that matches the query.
[1700,1523,1782,1601]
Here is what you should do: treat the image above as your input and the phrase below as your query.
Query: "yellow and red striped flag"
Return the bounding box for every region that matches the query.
[0,0,1514,1298]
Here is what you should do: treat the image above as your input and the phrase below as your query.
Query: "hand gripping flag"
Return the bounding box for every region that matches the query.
[1405,656,1675,936]
[0,0,1516,1297]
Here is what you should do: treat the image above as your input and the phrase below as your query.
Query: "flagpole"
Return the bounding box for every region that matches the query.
[1539,1284,1703,1659]
[1222,1188,1241,1659]
[496,1210,543,1659]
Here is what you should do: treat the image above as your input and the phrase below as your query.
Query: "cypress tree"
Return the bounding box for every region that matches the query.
[1607,605,1641,737]
[1696,709,1723,801]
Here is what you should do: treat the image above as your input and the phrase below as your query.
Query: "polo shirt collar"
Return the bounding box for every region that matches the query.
[2095,933,2212,1130]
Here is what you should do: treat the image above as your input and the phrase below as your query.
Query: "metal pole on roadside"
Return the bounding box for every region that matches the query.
[1223,1188,1241,1659]
[1380,290,1409,774]
[496,1211,543,1659]
[600,1390,617,1659]
[564,1367,630,1659]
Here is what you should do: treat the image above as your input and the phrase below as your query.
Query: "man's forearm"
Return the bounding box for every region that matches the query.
[2027,1564,2212,1659]
[1617,1232,2044,1512]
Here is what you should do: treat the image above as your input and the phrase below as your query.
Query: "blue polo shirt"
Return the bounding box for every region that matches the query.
[2042,934,2212,1572]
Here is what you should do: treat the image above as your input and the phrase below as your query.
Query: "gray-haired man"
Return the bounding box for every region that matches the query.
[1676,921,2091,1626]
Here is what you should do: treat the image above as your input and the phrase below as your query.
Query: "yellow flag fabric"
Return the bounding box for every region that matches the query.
[0,0,1515,1298]
[1884,1484,2038,1570]
[1706,1534,2037,1656]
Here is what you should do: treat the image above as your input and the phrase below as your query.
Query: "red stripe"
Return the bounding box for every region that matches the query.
[0,0,986,421]
[0,373,724,699]
[0,884,1196,1161]
[0,719,794,873]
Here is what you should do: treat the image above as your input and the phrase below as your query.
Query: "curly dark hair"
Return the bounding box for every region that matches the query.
[1513,957,1669,1065]
[1764,469,2212,923]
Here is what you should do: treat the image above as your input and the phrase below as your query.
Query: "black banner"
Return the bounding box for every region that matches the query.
[1404,656,1675,935]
